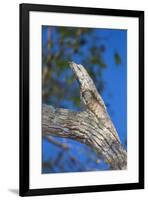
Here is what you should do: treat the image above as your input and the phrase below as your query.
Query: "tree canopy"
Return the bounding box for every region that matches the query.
[42,26,127,173]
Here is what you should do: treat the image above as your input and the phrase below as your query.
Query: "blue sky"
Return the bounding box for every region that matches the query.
[42,26,127,173]
[98,29,127,143]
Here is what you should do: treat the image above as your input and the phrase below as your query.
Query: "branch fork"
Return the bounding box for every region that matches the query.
[42,62,127,170]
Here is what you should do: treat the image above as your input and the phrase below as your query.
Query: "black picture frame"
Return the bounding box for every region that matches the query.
[19,3,144,196]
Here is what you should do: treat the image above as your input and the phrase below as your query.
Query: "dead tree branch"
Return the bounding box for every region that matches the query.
[42,62,127,170]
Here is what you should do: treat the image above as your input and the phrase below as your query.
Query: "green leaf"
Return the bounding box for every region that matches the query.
[114,52,121,65]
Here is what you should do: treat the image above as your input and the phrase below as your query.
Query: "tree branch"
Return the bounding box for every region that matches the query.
[44,135,69,150]
[42,62,127,170]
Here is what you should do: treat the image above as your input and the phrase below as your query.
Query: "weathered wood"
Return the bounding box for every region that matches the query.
[42,62,127,170]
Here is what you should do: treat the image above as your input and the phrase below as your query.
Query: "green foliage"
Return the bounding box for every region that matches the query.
[114,52,121,65]
[42,26,126,173]
[42,26,122,109]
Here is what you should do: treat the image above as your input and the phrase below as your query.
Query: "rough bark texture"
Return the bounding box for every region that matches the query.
[42,62,127,170]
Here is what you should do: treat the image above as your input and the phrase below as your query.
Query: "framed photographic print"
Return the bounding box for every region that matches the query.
[19,3,144,196]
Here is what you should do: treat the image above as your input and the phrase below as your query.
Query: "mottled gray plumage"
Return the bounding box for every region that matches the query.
[69,61,120,143]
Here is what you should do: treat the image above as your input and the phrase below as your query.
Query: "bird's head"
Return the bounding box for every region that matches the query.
[69,61,93,91]
[69,61,106,109]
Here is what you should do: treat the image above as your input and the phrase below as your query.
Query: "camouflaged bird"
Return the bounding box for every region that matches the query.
[69,61,120,143]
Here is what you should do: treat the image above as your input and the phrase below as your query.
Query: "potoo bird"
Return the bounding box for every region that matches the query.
[69,61,120,143]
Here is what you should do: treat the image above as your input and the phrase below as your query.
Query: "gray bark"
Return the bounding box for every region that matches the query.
[42,62,127,170]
